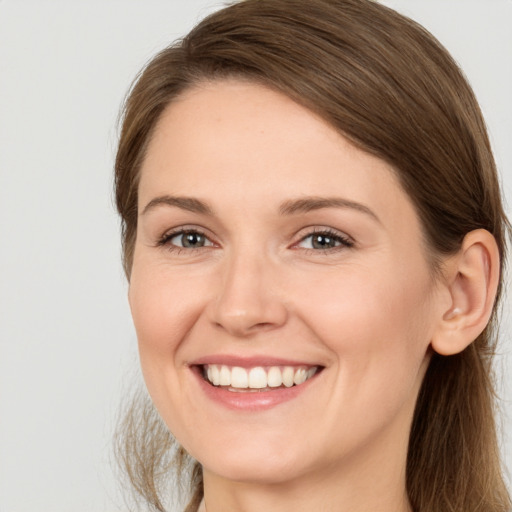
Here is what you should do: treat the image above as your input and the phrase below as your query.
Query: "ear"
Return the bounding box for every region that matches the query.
[431,229,500,356]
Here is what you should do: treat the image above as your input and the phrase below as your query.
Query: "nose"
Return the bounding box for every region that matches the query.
[207,251,288,338]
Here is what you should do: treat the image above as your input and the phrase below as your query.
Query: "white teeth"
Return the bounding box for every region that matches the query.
[248,367,267,389]
[231,366,248,388]
[202,364,319,390]
[211,365,220,386]
[282,366,294,387]
[267,366,283,387]
[293,368,307,385]
[219,365,231,386]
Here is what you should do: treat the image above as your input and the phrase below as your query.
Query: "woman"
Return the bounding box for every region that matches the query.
[114,0,511,511]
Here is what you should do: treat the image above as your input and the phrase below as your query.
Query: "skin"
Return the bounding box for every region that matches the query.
[128,80,495,512]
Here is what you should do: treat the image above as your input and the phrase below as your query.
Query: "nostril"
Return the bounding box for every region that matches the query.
[251,322,273,331]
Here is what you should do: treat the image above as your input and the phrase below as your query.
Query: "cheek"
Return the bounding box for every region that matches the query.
[128,263,206,381]
[128,264,215,440]
[295,267,434,458]
[300,262,434,401]
[302,259,432,343]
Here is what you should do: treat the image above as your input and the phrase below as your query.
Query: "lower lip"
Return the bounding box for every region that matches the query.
[192,367,318,411]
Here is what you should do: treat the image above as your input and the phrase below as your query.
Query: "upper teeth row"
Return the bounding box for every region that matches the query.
[204,364,318,389]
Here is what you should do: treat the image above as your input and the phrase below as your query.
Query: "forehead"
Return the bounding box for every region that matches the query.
[139,80,417,229]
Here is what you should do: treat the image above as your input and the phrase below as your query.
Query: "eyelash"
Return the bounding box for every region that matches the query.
[157,227,354,254]
[157,227,213,254]
[296,228,354,252]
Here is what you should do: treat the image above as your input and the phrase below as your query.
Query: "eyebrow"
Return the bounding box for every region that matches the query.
[141,194,380,223]
[279,196,380,223]
[141,195,214,216]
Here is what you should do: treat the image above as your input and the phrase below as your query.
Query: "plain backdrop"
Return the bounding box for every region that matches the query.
[0,1,510,511]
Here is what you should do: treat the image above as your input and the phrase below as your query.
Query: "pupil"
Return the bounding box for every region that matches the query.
[312,234,334,249]
[183,232,204,247]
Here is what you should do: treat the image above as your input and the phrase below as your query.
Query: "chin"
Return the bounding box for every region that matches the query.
[188,435,313,485]
[201,453,309,485]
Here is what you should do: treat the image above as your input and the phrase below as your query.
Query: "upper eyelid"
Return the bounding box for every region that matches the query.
[159,225,212,241]
[292,226,354,243]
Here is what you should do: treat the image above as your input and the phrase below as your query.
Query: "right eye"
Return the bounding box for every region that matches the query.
[159,229,215,251]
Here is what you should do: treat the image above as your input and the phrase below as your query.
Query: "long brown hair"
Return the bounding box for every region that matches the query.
[114,1,511,510]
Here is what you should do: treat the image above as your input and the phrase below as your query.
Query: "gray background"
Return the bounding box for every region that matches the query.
[0,1,510,510]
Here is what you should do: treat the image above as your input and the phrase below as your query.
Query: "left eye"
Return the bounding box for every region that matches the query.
[297,231,352,250]
[168,231,214,248]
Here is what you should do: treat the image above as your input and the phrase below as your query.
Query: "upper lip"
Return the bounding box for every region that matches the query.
[189,355,322,368]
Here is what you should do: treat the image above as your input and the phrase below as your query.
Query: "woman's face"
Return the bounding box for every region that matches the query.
[129,80,444,485]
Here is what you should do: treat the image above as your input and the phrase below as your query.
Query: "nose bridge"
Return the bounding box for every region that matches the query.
[209,242,287,336]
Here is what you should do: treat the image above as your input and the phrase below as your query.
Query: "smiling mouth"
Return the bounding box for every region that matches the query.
[201,364,321,392]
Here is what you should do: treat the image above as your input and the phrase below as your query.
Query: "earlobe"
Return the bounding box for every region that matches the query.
[431,229,500,356]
